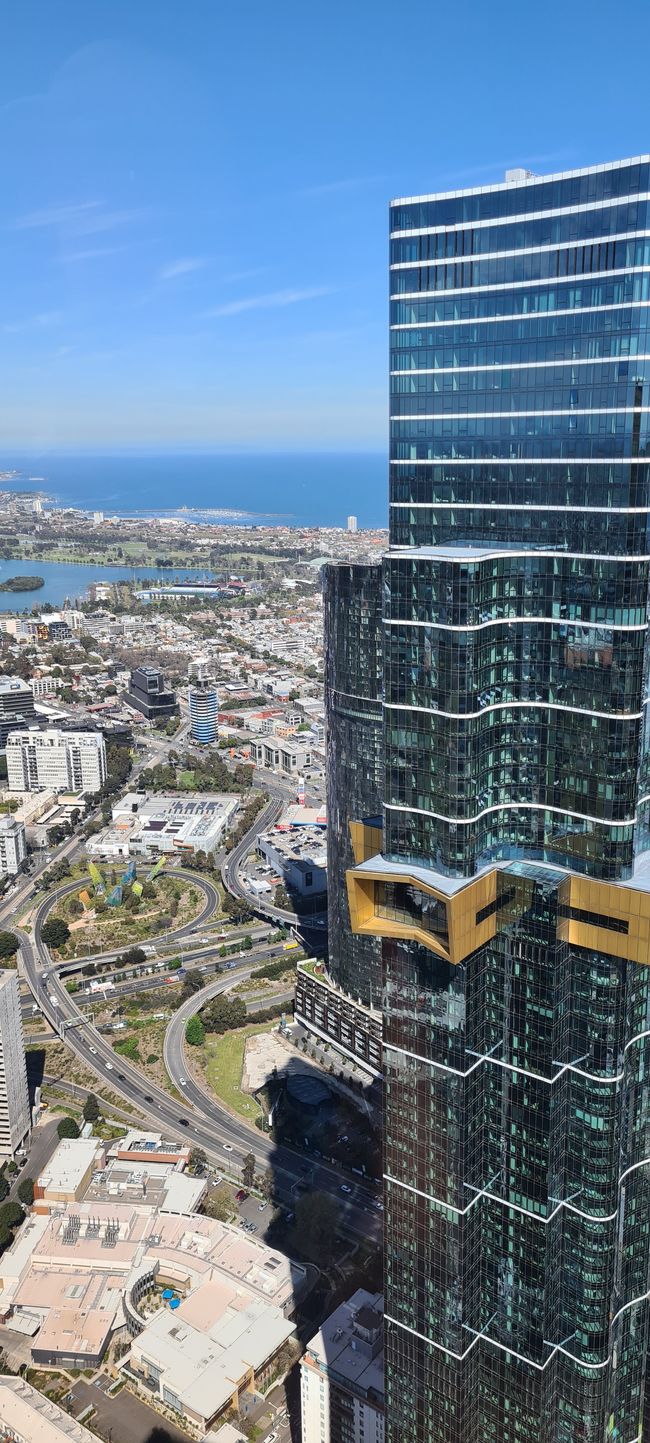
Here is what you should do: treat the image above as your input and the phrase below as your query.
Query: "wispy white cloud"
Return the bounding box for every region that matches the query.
[11,200,149,237]
[60,244,130,263]
[206,286,335,318]
[11,200,103,230]
[2,310,64,334]
[159,257,206,281]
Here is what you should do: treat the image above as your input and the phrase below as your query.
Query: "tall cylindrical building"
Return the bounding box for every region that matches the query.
[344,156,650,1443]
[188,665,218,745]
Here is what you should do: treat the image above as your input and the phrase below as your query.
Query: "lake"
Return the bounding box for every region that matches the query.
[0,560,205,612]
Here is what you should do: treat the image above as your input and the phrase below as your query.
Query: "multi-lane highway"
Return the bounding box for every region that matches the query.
[18,871,380,1242]
[221,793,327,937]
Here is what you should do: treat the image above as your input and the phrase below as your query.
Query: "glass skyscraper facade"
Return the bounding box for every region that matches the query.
[344,157,650,1443]
[324,561,383,1008]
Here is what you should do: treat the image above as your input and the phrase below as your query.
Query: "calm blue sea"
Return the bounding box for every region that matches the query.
[2,452,388,530]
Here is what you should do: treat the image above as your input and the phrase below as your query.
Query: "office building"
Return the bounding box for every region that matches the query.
[347,514,358,533]
[7,727,107,795]
[249,733,312,775]
[125,664,178,723]
[301,1289,384,1443]
[188,662,218,744]
[0,814,27,876]
[0,676,36,748]
[0,970,30,1157]
[342,157,650,1442]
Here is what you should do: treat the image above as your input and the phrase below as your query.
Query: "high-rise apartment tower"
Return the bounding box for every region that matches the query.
[343,156,650,1443]
[0,971,30,1157]
[188,662,218,745]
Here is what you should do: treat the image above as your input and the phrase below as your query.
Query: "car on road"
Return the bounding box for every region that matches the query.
[223,1142,233,1152]
[340,1184,352,1194]
[89,1046,97,1055]
[179,1077,187,1086]
[105,1062,113,1071]
[178,1118,190,1126]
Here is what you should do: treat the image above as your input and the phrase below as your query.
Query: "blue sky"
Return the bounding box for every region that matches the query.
[1,0,649,452]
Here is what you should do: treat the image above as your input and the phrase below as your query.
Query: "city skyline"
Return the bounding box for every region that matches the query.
[1,0,650,451]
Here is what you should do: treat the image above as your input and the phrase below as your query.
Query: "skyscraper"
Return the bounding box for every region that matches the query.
[324,561,383,1009]
[344,157,650,1443]
[188,662,218,745]
[0,970,30,1158]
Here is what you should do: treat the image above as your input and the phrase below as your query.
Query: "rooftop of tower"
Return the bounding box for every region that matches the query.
[390,153,650,208]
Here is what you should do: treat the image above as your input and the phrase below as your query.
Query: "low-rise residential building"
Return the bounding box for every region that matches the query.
[6,726,107,795]
[0,813,27,876]
[301,1290,385,1443]
[30,674,65,699]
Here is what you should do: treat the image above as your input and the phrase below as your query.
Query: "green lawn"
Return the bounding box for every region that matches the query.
[202,1022,274,1121]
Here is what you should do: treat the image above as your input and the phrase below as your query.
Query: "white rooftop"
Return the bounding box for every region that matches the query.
[0,1378,96,1442]
[37,1138,103,1195]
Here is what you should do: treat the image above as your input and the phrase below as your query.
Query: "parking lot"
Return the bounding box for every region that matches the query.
[67,1380,193,1443]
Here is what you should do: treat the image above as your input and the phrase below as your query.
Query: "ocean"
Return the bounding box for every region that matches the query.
[1,452,388,530]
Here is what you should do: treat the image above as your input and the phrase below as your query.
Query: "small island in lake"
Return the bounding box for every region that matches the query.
[0,575,45,592]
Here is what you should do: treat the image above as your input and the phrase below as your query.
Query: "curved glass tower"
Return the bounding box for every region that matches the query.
[346,157,650,1443]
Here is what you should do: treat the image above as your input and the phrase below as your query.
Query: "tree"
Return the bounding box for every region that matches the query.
[294,1192,341,1256]
[0,1201,23,1231]
[42,918,70,949]
[261,1167,274,1201]
[57,1116,80,1140]
[68,897,84,918]
[119,946,146,967]
[83,1094,100,1124]
[202,994,246,1035]
[185,1015,205,1047]
[242,1151,256,1189]
[17,1177,34,1207]
[0,1172,8,1203]
[180,970,205,1001]
[0,932,18,960]
[189,1147,207,1174]
[242,934,253,951]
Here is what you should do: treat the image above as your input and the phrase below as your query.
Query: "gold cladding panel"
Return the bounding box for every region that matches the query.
[347,863,650,967]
